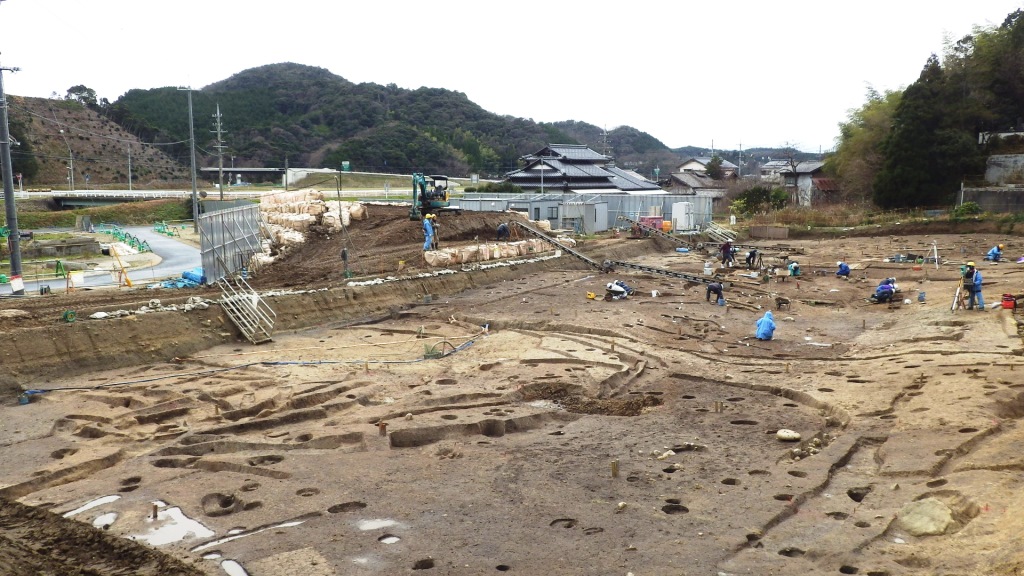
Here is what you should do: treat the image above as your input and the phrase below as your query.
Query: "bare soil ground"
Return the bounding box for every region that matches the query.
[2,207,1024,576]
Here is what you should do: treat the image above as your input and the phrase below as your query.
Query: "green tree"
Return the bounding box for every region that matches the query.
[826,87,901,202]
[873,56,983,208]
[731,185,787,214]
[705,155,724,179]
[66,85,99,109]
[6,117,40,182]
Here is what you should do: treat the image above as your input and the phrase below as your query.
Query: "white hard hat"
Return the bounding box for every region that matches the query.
[607,283,614,290]
[837,261,843,266]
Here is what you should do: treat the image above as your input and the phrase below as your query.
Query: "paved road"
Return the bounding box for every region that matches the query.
[9,227,201,295]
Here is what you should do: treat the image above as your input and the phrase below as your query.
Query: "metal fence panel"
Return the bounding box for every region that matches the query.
[199,204,266,284]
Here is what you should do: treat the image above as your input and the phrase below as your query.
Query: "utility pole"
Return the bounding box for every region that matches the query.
[178,86,199,232]
[127,143,133,191]
[211,103,226,200]
[539,155,544,193]
[1,60,25,295]
[58,129,74,190]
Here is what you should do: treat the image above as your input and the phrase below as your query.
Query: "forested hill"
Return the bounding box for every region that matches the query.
[8,62,820,187]
[102,63,678,179]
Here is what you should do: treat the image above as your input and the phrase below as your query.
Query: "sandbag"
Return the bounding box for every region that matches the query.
[424,251,454,267]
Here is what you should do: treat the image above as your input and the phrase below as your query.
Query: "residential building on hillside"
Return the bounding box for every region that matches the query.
[759,160,791,183]
[504,144,663,194]
[677,156,738,178]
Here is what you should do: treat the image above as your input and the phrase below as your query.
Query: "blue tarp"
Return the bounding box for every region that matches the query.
[182,267,206,285]
[146,267,206,289]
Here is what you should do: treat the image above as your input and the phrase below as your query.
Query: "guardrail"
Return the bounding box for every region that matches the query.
[16,189,264,200]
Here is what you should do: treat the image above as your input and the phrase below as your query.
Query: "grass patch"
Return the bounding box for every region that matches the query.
[3,199,191,229]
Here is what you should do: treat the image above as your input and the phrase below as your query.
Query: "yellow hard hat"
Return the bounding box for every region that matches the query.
[967,261,975,267]
[999,244,1004,249]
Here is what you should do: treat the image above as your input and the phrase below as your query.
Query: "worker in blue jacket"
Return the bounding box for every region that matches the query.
[870,278,897,303]
[836,261,851,278]
[422,214,435,251]
[985,244,1004,262]
[965,263,985,310]
[755,310,776,340]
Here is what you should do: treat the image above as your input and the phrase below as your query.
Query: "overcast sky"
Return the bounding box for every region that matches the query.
[2,1,1022,153]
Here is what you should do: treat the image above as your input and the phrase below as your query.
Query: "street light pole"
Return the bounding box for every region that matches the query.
[178,86,199,233]
[1,61,25,295]
[59,129,74,191]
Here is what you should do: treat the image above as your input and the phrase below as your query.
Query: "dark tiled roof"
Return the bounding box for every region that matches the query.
[779,161,825,174]
[669,171,726,189]
[522,144,611,162]
[605,165,662,191]
[506,144,662,192]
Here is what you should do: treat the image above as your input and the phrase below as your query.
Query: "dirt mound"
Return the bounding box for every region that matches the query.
[252,204,523,288]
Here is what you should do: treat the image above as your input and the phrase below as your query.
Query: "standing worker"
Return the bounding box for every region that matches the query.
[422,214,435,252]
[431,214,440,250]
[836,261,851,278]
[755,310,776,341]
[706,281,724,304]
[496,222,511,241]
[985,244,1004,262]
[965,262,986,310]
[720,241,734,267]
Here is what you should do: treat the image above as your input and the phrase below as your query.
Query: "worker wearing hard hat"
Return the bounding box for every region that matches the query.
[606,282,629,301]
[985,244,1004,262]
[964,262,986,311]
[422,214,436,252]
[835,261,851,278]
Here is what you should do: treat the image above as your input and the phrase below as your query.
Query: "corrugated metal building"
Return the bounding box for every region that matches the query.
[453,192,712,232]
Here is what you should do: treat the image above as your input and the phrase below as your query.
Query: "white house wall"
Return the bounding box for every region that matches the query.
[796,174,814,207]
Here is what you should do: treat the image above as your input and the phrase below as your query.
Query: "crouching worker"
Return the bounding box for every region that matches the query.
[745,249,759,269]
[985,244,1004,262]
[869,277,897,304]
[496,222,511,241]
[836,261,851,278]
[605,281,629,301]
[706,281,724,304]
[755,310,776,341]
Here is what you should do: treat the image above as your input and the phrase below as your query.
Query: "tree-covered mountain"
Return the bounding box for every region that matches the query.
[7,62,834,189]
[103,63,636,179]
[102,63,815,181]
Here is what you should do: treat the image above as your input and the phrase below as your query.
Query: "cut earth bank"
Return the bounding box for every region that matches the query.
[2,207,1024,576]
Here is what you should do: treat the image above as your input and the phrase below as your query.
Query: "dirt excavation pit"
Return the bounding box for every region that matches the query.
[2,213,1024,575]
